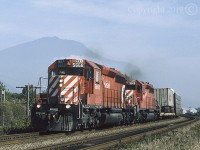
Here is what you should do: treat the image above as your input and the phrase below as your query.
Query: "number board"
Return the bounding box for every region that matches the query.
[58,60,66,67]
[72,60,84,67]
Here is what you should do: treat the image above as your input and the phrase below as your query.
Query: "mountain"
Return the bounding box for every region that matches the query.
[0,37,141,92]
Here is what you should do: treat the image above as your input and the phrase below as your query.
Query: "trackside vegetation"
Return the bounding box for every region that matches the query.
[0,81,33,134]
[115,120,200,150]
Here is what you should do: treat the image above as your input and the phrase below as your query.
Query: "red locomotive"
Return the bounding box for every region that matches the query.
[125,80,159,122]
[31,58,178,131]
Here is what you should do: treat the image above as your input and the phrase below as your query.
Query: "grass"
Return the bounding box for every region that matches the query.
[115,120,200,150]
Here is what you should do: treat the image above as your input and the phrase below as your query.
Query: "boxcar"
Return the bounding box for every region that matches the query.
[154,88,176,118]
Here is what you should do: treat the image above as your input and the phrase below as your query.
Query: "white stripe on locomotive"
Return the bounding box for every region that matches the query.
[49,76,55,85]
[63,75,72,84]
[49,77,59,94]
[61,76,78,96]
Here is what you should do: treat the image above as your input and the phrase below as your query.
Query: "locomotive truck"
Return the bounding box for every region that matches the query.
[31,58,180,131]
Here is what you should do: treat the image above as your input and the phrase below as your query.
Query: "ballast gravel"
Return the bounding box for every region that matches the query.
[0,117,186,150]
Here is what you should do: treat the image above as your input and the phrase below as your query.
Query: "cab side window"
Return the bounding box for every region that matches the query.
[96,70,100,84]
[85,68,93,80]
[50,70,56,76]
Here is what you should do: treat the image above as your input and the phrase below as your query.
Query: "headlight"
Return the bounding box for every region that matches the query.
[59,79,63,83]
[36,104,41,109]
[66,104,71,109]
[59,84,63,87]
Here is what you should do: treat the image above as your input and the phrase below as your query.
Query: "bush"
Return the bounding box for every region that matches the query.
[0,100,31,134]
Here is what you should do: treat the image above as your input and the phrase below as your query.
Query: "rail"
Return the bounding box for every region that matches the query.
[0,132,40,142]
[36,118,196,150]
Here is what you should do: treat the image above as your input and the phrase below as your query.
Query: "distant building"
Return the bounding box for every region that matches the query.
[182,108,187,114]
[182,107,197,114]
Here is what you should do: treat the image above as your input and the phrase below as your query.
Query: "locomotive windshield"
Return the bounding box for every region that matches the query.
[49,68,83,76]
[59,68,83,76]
[125,85,135,90]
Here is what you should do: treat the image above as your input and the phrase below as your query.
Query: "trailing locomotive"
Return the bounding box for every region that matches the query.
[31,58,181,131]
[125,80,160,122]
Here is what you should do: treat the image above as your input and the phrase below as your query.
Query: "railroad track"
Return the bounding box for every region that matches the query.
[35,118,196,150]
[0,132,40,146]
[0,117,177,144]
[0,132,39,142]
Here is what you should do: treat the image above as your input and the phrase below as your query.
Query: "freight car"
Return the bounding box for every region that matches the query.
[31,59,161,131]
[174,92,182,116]
[154,88,182,118]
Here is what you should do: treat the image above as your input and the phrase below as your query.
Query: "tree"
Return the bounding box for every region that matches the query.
[196,107,200,112]
[0,81,6,91]
[0,82,31,133]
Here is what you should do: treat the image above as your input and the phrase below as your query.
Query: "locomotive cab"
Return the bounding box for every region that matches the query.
[48,59,84,105]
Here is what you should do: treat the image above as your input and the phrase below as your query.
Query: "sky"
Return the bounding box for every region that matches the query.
[0,0,200,108]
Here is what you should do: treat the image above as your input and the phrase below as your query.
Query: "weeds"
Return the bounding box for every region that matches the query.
[116,121,200,150]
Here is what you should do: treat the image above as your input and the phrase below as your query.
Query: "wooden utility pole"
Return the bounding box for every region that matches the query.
[16,85,41,118]
[1,90,5,127]
[16,85,30,117]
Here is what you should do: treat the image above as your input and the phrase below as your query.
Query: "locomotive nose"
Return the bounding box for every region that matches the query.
[58,75,81,105]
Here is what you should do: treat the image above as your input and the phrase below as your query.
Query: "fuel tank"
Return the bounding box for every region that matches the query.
[99,113,123,126]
